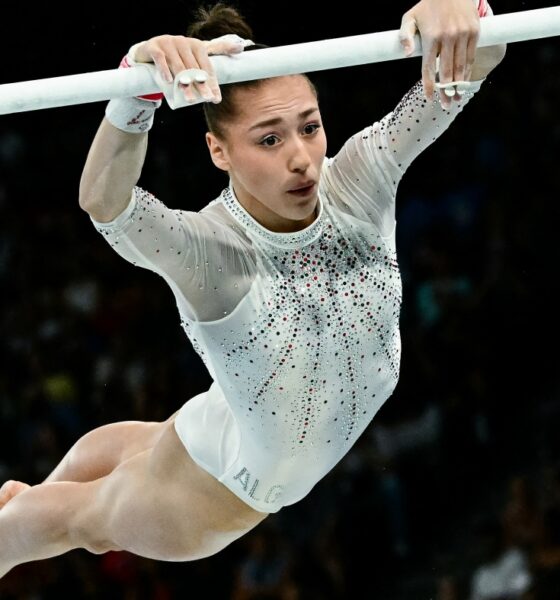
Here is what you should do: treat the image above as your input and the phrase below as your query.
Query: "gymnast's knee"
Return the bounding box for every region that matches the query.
[66,497,120,555]
[67,516,120,555]
[82,538,121,555]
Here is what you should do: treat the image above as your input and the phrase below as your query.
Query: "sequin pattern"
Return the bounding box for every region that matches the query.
[188,188,402,462]
[91,76,484,512]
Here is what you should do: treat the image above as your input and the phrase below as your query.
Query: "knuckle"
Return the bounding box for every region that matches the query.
[422,61,435,74]
[421,29,437,42]
[441,29,457,42]
[159,34,176,47]
[151,49,165,62]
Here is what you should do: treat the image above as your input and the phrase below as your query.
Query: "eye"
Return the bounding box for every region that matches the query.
[259,135,280,147]
[303,123,321,135]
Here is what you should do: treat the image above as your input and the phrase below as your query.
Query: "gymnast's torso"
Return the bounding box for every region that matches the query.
[92,80,483,512]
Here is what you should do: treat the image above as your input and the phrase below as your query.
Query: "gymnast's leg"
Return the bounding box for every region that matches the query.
[0,418,268,579]
[0,412,179,508]
[43,411,179,483]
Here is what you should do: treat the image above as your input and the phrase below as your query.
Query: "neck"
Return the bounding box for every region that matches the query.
[231,183,318,233]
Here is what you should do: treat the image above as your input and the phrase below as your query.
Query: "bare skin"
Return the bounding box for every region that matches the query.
[0,415,268,578]
[0,419,170,509]
[1,0,506,580]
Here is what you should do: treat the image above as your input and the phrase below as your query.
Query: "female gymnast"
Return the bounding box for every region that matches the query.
[0,0,506,577]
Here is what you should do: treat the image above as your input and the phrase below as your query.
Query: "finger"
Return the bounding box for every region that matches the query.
[179,81,198,103]
[193,72,208,84]
[437,36,455,109]
[180,73,212,104]
[176,72,193,102]
[192,70,216,102]
[178,71,209,86]
[438,36,455,86]
[453,35,468,85]
[150,48,174,84]
[171,45,210,102]
[455,81,470,98]
[155,37,196,81]
[399,13,417,56]
[205,34,248,56]
[192,45,222,102]
[421,38,439,101]
[451,36,468,102]
[464,33,478,82]
[172,44,197,74]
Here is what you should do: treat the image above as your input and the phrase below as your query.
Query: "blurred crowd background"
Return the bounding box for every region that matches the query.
[1,0,560,598]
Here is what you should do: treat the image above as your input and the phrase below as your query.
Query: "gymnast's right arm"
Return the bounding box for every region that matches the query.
[78,35,233,222]
[78,115,148,223]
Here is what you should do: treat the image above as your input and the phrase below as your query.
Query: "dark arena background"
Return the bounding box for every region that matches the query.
[1,1,559,598]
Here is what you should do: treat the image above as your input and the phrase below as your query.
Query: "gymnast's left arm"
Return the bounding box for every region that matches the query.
[321,0,505,237]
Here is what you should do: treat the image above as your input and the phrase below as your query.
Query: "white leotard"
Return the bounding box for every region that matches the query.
[92,79,484,512]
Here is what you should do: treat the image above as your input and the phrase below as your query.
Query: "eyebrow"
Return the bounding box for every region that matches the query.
[248,108,319,132]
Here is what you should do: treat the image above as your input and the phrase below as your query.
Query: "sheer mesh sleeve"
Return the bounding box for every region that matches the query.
[91,187,257,322]
[322,78,484,237]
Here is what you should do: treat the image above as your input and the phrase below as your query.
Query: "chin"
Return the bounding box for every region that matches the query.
[292,198,319,222]
[290,199,314,213]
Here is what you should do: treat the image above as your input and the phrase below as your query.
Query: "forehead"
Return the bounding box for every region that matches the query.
[232,75,318,125]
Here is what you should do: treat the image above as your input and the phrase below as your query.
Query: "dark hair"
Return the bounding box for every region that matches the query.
[187,2,317,139]
[187,2,254,42]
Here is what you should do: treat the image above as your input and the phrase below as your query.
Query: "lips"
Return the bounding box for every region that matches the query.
[288,180,315,192]
[287,183,316,198]
[288,179,315,192]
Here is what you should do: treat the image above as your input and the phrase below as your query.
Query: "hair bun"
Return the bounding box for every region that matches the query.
[187,2,254,42]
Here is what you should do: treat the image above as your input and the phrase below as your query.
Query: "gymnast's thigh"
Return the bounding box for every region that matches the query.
[87,418,268,561]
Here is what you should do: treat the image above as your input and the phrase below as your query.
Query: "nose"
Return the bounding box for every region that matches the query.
[287,137,311,173]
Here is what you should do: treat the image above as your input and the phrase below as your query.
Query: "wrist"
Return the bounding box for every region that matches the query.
[127,42,151,64]
[106,43,162,133]
[120,43,164,103]
[105,97,160,134]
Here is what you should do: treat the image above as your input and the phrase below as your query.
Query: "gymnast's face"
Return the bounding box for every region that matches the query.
[206,75,327,233]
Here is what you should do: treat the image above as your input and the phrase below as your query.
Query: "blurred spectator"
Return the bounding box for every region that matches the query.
[231,527,299,600]
[528,465,560,596]
[436,574,461,600]
[501,475,542,552]
[469,516,532,600]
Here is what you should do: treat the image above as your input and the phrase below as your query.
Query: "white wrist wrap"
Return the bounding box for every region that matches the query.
[105,96,161,133]
[105,41,163,133]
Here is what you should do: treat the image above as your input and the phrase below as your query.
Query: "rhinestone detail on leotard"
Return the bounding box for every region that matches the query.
[221,186,325,249]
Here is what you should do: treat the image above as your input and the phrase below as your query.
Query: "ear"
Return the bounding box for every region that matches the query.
[206,132,230,172]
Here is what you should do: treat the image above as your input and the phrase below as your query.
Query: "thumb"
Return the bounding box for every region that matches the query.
[205,34,253,56]
[399,12,418,56]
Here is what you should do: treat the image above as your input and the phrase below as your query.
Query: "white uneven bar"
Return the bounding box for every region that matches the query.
[0,7,559,115]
